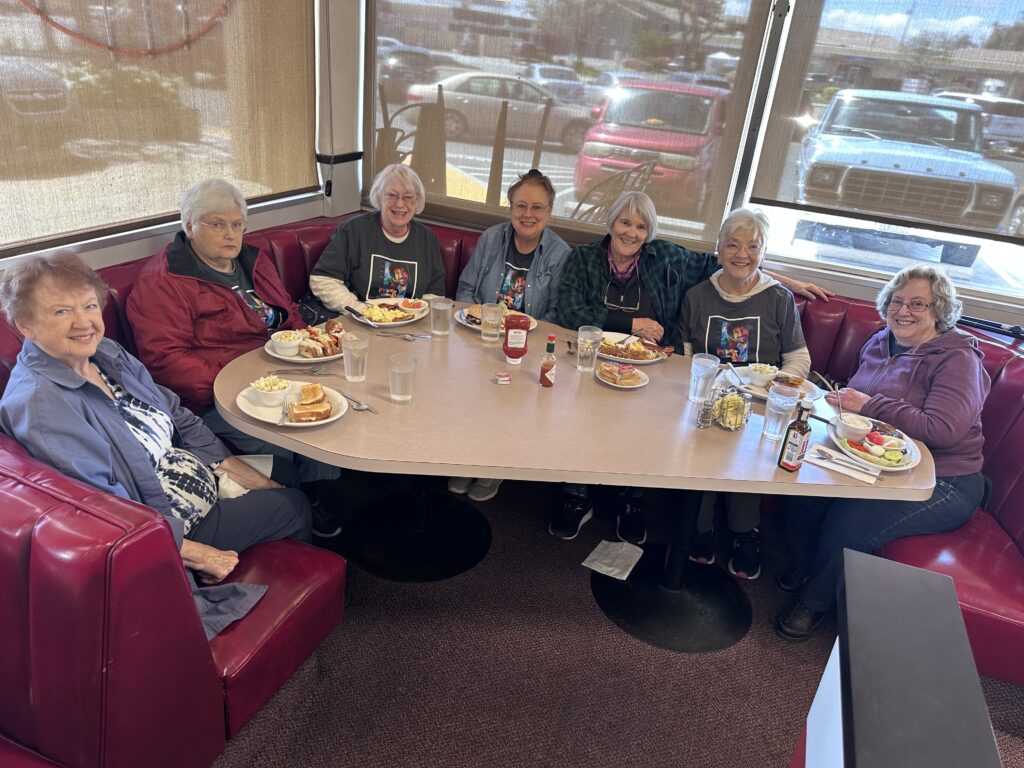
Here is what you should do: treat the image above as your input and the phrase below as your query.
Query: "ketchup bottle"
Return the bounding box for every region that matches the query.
[502,314,530,365]
[539,333,557,387]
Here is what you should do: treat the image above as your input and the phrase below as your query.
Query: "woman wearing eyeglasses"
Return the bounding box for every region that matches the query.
[127,180,345,539]
[776,264,990,640]
[678,207,811,580]
[308,164,445,311]
[456,169,569,324]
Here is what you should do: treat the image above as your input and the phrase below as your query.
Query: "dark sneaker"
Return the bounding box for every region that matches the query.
[467,478,503,502]
[550,495,593,540]
[776,570,809,594]
[311,497,342,539]
[775,602,825,641]
[688,529,716,565]
[728,529,761,580]
[616,502,647,545]
[447,477,473,495]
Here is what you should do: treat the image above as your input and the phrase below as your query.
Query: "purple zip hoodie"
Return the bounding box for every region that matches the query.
[848,327,989,477]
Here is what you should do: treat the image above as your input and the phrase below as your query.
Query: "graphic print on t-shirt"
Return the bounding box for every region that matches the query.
[367,254,418,299]
[704,315,760,363]
[496,262,529,310]
[236,289,280,329]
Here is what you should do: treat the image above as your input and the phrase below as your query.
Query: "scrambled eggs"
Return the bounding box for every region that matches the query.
[363,305,411,323]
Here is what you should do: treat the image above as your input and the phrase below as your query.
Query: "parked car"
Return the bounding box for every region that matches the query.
[595,70,657,95]
[667,71,732,91]
[377,44,438,104]
[934,91,1024,156]
[404,72,593,151]
[798,90,1019,241]
[1,56,76,164]
[376,36,402,57]
[517,64,602,105]
[574,81,728,218]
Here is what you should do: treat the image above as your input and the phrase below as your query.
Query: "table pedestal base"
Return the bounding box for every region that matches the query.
[591,544,752,652]
[346,486,491,583]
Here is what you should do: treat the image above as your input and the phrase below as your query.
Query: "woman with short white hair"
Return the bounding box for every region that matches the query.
[309,164,446,311]
[677,206,812,580]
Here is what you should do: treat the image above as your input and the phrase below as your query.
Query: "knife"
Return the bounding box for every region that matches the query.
[344,304,378,328]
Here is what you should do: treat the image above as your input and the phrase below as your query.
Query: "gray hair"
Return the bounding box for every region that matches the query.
[368,164,426,214]
[606,191,658,242]
[718,207,770,245]
[876,264,962,332]
[180,179,247,233]
[0,251,109,326]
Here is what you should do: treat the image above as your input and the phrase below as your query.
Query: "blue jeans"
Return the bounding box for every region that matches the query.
[201,407,341,484]
[785,472,984,612]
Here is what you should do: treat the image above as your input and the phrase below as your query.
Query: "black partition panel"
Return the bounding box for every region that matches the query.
[835,550,1001,767]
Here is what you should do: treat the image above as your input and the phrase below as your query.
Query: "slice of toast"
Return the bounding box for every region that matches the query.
[288,400,332,423]
[299,382,325,405]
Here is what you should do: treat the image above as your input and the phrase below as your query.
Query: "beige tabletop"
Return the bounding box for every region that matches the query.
[214,309,935,501]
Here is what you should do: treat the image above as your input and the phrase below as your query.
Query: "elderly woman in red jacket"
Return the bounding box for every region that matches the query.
[128,179,343,536]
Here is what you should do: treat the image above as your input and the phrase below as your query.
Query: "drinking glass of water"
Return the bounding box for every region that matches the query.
[576,326,602,372]
[688,353,719,404]
[430,298,453,337]
[388,353,417,403]
[342,332,369,382]
[761,384,800,441]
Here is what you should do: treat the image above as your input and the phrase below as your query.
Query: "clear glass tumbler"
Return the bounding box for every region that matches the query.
[688,353,719,404]
[576,326,603,372]
[761,384,800,441]
[430,298,453,337]
[388,352,417,403]
[342,331,369,382]
[480,303,503,344]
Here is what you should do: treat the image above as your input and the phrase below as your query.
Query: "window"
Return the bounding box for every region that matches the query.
[750,0,1024,306]
[371,0,770,244]
[0,0,317,254]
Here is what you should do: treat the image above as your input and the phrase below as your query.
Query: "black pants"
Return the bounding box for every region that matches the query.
[188,457,313,550]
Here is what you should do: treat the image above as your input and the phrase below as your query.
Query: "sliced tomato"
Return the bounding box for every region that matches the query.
[847,440,871,454]
[865,431,886,446]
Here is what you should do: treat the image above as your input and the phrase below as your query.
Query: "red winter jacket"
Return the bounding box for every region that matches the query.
[126,233,304,412]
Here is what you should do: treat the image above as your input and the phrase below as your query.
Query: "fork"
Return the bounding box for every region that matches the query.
[265,364,326,376]
[378,332,431,341]
[813,449,882,478]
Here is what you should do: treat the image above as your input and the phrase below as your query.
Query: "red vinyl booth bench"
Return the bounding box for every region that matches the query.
[0,213,1020,767]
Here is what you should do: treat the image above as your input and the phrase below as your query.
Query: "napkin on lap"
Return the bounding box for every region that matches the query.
[582,540,644,580]
[215,455,275,499]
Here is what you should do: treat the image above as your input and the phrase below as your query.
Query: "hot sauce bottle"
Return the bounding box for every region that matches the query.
[778,399,813,472]
[539,333,557,387]
[502,313,530,365]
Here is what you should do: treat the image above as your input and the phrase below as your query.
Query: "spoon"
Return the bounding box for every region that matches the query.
[725,361,744,387]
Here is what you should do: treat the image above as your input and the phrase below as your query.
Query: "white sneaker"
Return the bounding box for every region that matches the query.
[467,478,503,502]
[448,477,474,495]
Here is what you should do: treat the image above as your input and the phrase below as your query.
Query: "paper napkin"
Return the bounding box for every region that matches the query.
[582,540,644,580]
[805,444,880,484]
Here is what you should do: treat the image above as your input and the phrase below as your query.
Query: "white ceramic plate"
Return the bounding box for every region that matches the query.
[826,423,921,472]
[359,298,428,327]
[594,365,650,390]
[729,366,823,402]
[596,331,667,365]
[263,339,344,363]
[236,381,348,427]
[454,306,538,332]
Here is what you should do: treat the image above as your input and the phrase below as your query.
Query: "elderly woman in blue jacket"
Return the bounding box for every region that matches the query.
[450,169,570,503]
[0,252,311,621]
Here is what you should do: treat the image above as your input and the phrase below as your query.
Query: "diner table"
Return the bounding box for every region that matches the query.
[214,306,935,651]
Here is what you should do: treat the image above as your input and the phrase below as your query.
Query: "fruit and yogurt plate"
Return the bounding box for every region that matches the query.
[826,419,922,472]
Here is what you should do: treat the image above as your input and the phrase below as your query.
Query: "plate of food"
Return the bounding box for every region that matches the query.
[826,420,921,472]
[360,298,428,326]
[596,332,668,365]
[264,319,345,363]
[236,381,347,427]
[455,304,538,331]
[731,367,824,402]
[595,361,650,389]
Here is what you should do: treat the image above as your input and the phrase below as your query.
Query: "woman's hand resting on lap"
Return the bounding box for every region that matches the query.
[180,539,239,584]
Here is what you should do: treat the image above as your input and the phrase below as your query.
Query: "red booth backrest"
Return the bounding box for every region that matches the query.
[0,435,225,768]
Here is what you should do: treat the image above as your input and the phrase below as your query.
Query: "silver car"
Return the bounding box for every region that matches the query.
[404,71,593,152]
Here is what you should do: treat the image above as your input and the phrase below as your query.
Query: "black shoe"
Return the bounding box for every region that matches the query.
[776,570,809,594]
[311,497,342,538]
[775,602,825,641]
[616,502,647,545]
[688,529,716,565]
[550,495,593,540]
[728,528,761,580]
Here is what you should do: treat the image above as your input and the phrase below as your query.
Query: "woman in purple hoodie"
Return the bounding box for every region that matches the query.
[775,264,990,640]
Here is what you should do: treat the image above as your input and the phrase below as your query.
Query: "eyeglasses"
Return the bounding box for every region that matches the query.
[512,202,550,216]
[719,240,763,256]
[604,280,641,313]
[887,299,934,314]
[198,219,246,234]
[384,191,417,205]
